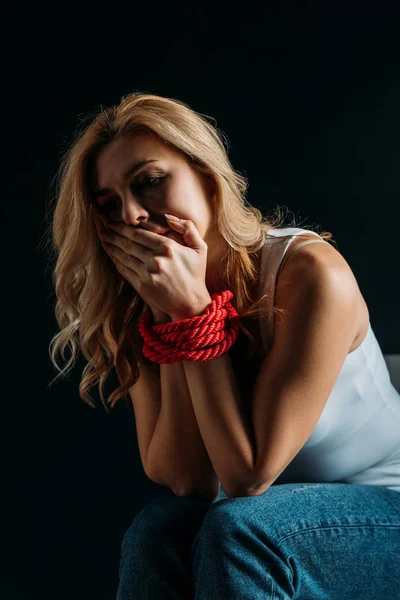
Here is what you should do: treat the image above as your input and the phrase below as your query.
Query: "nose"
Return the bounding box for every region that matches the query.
[119,192,149,227]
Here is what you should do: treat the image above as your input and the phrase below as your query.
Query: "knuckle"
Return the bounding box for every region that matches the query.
[152,255,164,271]
[162,240,174,255]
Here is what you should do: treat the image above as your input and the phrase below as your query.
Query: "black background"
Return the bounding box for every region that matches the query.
[3,2,400,598]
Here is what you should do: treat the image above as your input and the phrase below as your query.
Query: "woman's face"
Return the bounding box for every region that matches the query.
[93,130,229,293]
[94,131,216,239]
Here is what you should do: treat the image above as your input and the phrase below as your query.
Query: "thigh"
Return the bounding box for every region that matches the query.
[197,483,400,599]
[208,482,400,535]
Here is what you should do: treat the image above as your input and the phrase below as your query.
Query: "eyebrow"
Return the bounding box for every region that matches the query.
[94,159,159,200]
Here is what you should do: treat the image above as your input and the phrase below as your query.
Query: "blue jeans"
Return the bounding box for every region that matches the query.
[116,482,400,599]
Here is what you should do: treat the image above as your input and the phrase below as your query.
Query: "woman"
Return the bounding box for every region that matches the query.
[47,92,400,599]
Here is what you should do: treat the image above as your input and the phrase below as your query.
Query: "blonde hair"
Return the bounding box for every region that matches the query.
[42,91,334,412]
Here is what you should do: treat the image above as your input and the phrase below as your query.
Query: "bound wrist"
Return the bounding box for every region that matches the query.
[152,313,172,326]
[170,295,212,322]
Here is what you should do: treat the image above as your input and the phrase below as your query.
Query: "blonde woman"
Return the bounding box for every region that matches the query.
[46,92,400,599]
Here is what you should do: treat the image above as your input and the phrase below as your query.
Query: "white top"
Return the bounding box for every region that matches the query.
[257,227,400,493]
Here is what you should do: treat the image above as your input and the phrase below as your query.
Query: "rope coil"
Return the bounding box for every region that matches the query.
[137,290,240,364]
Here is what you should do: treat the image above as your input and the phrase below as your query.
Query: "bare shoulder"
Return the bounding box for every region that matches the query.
[278,233,370,353]
[281,233,343,268]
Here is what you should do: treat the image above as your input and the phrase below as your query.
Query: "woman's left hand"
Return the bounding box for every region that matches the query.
[96,213,212,321]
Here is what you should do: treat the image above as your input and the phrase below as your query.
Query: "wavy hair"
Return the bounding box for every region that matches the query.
[42,92,335,412]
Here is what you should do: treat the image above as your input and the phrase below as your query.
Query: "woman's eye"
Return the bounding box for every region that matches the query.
[132,175,163,192]
[97,176,164,214]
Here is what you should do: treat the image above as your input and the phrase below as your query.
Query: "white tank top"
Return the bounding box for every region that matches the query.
[258,227,400,493]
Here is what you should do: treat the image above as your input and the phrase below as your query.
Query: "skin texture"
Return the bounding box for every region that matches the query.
[94,130,231,296]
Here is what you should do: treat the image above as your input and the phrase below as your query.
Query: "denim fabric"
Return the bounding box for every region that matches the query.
[116,482,400,599]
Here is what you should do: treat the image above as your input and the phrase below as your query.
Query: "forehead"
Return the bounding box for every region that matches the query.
[95,131,181,180]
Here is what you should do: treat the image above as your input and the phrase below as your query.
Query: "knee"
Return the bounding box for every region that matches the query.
[191,487,295,556]
[192,483,336,553]
[120,493,211,554]
[191,496,262,555]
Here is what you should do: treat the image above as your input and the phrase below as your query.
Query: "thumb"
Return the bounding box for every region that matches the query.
[165,214,206,250]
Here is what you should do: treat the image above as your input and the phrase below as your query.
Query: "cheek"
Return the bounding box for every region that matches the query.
[166,178,194,203]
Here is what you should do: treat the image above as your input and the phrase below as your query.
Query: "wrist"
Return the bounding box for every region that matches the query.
[170,294,212,322]
[152,313,172,326]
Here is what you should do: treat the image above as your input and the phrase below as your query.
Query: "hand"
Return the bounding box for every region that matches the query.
[92,210,170,322]
[92,209,212,320]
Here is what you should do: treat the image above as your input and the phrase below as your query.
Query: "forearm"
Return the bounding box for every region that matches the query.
[146,315,220,501]
[182,351,257,498]
[168,295,258,498]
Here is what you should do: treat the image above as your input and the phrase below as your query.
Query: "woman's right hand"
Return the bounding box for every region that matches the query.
[92,208,170,326]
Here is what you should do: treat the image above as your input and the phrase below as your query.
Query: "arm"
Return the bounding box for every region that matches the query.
[132,312,220,502]
[105,311,162,485]
[175,253,359,499]
[169,294,258,499]
[181,345,257,499]
[146,359,221,501]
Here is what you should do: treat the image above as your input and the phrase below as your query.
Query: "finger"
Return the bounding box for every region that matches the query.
[107,222,167,251]
[112,253,140,288]
[111,253,127,277]
[102,240,143,270]
[100,229,166,267]
[164,216,206,249]
[100,231,146,265]
[112,254,125,273]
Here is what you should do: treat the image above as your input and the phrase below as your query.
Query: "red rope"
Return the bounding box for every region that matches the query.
[138,290,241,364]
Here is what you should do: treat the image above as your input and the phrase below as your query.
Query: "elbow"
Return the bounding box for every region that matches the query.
[222,471,274,499]
[174,480,222,503]
[147,470,220,502]
[224,482,272,498]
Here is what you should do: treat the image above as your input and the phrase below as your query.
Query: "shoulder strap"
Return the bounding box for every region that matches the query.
[279,239,328,274]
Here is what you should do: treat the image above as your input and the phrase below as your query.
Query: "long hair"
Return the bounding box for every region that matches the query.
[42,92,334,412]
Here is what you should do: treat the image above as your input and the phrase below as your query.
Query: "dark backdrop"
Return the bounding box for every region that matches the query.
[3,3,400,598]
